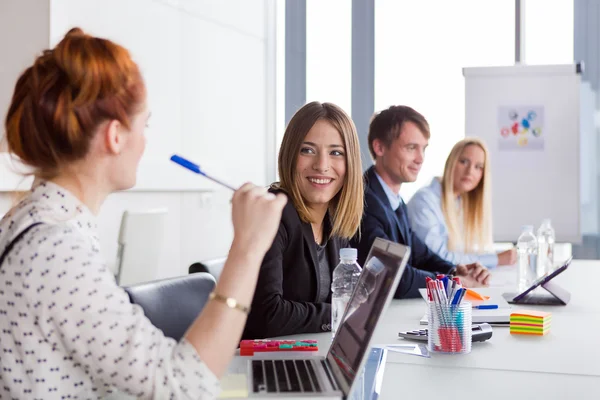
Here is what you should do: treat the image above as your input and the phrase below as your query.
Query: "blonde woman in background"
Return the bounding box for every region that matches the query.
[406,138,516,268]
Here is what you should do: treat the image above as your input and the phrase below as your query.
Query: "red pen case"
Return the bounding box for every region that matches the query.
[240,339,319,356]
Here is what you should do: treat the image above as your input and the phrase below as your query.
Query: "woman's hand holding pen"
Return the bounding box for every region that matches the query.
[171,156,290,377]
[230,183,287,260]
[187,183,287,378]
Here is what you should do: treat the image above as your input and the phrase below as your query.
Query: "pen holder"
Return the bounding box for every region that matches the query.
[427,301,472,354]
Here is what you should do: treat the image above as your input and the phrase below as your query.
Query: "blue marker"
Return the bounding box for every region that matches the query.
[473,304,498,310]
[170,154,237,191]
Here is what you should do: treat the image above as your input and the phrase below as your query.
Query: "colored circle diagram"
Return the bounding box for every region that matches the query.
[499,107,543,147]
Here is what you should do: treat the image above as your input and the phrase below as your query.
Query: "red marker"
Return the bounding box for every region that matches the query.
[425,277,433,301]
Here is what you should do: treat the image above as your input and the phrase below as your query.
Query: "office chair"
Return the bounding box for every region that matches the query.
[123,272,216,341]
[189,257,227,280]
[115,208,168,286]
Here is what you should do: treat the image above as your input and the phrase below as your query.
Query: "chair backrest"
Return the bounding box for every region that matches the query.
[116,208,168,286]
[189,257,227,280]
[123,272,216,341]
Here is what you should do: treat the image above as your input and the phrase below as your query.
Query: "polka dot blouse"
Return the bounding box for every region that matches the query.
[0,181,220,399]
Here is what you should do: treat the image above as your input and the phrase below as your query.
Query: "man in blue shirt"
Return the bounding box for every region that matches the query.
[351,106,491,298]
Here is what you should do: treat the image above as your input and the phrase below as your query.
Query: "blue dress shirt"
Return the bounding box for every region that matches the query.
[406,178,498,268]
[374,171,402,211]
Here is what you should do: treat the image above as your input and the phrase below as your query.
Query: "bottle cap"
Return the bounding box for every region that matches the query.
[339,248,357,260]
[521,225,534,232]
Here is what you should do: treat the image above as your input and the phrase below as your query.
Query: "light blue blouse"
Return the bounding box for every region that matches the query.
[406,178,498,268]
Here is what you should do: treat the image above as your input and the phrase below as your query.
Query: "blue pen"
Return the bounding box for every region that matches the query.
[450,288,463,306]
[473,304,498,310]
[170,154,237,191]
[457,287,467,305]
[442,276,449,295]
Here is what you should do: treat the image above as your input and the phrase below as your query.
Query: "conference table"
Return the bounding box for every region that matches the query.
[255,260,600,400]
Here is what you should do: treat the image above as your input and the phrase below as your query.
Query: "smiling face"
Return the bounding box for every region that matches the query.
[373,121,428,191]
[295,119,346,211]
[452,144,485,195]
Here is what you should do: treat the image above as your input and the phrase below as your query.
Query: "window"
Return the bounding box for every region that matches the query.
[306,0,352,115]
[275,0,286,160]
[523,0,574,64]
[375,0,515,200]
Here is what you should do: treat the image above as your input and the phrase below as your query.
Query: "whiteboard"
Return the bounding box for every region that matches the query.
[463,64,583,244]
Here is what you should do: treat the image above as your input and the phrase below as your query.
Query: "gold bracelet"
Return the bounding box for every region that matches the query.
[209,292,251,314]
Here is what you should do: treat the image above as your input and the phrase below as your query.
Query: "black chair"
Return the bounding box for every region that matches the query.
[123,273,216,341]
[188,262,210,274]
[189,257,227,279]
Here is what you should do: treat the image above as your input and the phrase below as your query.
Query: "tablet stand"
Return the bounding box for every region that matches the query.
[503,280,571,305]
[539,280,571,305]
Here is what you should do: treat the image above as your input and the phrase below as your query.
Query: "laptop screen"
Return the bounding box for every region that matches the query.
[326,238,409,394]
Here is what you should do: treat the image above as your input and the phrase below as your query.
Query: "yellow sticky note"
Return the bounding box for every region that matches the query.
[218,374,248,399]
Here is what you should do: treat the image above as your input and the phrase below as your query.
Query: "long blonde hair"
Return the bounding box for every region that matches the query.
[440,138,492,252]
[277,101,364,239]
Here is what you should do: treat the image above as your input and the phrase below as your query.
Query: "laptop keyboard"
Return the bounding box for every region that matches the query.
[251,359,323,394]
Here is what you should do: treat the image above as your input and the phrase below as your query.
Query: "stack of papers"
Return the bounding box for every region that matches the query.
[419,288,512,325]
[510,310,552,336]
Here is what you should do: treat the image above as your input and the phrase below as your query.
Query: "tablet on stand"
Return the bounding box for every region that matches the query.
[502,257,572,306]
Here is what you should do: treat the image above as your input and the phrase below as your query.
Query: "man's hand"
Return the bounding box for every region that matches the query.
[458,274,486,288]
[455,262,491,287]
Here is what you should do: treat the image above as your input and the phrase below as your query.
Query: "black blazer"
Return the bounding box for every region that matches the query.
[350,166,454,299]
[243,190,346,339]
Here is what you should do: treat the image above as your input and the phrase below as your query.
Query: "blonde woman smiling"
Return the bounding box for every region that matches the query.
[407,138,516,268]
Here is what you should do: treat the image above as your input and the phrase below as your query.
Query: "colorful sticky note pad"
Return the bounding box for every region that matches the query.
[510,310,552,336]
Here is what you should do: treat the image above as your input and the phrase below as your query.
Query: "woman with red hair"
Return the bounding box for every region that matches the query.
[0,28,286,398]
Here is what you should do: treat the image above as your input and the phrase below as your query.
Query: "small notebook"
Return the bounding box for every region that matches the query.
[418,288,512,325]
[218,374,248,399]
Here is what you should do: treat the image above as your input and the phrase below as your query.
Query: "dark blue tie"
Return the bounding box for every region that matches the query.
[394,201,411,246]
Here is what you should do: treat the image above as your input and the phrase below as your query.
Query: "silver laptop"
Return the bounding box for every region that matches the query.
[241,238,410,399]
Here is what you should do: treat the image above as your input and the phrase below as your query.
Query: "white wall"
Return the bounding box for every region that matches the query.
[0,0,50,145]
[0,0,276,280]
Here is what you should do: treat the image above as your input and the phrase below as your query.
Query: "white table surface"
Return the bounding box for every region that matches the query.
[238,260,600,400]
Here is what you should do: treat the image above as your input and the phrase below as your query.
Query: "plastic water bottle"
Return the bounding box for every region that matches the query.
[517,226,538,292]
[537,219,556,277]
[331,248,362,339]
